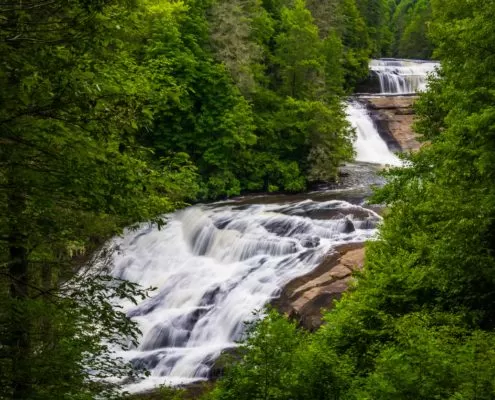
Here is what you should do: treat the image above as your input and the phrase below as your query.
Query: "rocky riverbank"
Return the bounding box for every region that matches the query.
[272,242,365,330]
[360,95,421,152]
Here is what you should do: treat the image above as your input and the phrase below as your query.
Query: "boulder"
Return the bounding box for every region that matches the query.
[272,242,365,331]
[340,217,355,234]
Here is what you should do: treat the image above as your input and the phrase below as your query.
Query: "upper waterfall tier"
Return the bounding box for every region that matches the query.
[369,59,439,95]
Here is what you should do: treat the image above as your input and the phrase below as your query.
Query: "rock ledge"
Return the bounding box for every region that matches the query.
[273,242,365,330]
[361,96,421,152]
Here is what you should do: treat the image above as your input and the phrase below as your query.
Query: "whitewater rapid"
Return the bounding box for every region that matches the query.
[370,59,438,94]
[110,199,381,392]
[346,101,402,166]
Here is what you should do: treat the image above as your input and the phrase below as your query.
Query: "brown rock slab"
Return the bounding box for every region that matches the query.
[361,96,422,152]
[272,242,366,331]
[297,277,352,329]
[341,248,365,271]
[330,263,353,278]
[291,263,352,299]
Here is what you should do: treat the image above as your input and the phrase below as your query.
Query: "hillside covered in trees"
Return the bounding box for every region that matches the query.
[0,0,461,399]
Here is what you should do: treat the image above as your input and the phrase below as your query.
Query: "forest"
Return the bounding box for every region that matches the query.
[2,0,493,399]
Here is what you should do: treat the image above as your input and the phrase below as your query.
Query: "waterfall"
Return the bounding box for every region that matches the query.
[346,101,402,166]
[370,59,438,94]
[110,200,380,392]
[347,58,439,162]
[106,58,423,394]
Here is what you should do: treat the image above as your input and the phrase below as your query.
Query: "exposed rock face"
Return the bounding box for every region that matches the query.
[361,95,421,152]
[272,242,365,331]
[355,73,382,94]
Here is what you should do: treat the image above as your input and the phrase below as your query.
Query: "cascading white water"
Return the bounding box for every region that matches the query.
[107,57,420,393]
[110,199,381,392]
[346,101,402,166]
[370,59,438,94]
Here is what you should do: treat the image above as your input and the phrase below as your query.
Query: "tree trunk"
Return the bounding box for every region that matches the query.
[8,189,31,400]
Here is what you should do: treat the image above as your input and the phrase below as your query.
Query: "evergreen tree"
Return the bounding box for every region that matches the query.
[274,0,325,99]
[391,0,433,59]
[0,1,198,397]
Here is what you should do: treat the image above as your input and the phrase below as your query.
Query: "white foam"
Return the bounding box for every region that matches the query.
[370,59,439,94]
[346,101,402,166]
[110,200,380,391]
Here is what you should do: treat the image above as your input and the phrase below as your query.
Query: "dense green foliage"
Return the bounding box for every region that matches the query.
[348,0,435,60]
[206,310,309,400]
[208,0,495,399]
[390,0,433,59]
[0,1,200,398]
[139,0,370,197]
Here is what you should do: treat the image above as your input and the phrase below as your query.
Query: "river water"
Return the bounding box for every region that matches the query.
[111,189,381,392]
[109,59,434,393]
[369,58,438,94]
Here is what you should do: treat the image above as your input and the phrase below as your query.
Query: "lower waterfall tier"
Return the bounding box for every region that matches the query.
[110,199,381,392]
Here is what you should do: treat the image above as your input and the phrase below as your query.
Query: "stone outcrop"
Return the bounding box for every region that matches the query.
[272,242,365,331]
[355,73,382,94]
[361,95,421,152]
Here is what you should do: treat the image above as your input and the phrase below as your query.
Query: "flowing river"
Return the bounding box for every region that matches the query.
[109,59,437,393]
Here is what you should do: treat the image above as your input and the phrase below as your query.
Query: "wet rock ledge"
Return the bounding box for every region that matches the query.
[273,242,365,331]
[361,96,421,152]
